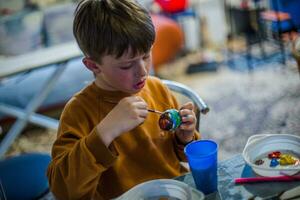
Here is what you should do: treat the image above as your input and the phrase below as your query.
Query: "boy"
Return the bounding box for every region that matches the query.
[47,0,200,199]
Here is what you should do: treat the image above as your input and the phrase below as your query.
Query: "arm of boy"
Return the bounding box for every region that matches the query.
[96,96,148,146]
[47,96,148,199]
[175,102,197,144]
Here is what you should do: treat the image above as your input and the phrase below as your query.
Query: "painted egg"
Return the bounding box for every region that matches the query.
[159,109,182,131]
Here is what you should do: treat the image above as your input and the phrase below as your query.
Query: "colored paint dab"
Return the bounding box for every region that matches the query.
[159,109,182,131]
[268,151,281,159]
[270,158,279,167]
[254,159,264,165]
[279,154,297,165]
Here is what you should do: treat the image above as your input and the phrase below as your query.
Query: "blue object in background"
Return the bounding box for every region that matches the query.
[184,140,218,195]
[270,0,300,31]
[0,153,51,200]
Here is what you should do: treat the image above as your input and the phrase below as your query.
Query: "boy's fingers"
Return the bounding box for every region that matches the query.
[180,124,195,131]
[181,114,195,123]
[135,101,148,109]
[125,96,144,103]
[135,96,145,101]
[180,102,194,110]
[139,110,148,118]
[179,109,194,116]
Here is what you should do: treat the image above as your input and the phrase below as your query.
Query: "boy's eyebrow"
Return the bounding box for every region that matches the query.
[116,56,143,65]
[115,51,151,65]
[118,59,136,64]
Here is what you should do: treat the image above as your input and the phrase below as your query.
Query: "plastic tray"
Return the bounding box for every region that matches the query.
[242,134,300,177]
[114,179,204,200]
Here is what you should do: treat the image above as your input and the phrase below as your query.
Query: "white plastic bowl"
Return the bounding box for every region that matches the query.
[114,179,204,200]
[242,134,300,177]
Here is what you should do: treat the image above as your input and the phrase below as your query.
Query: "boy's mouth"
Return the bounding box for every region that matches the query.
[134,79,146,90]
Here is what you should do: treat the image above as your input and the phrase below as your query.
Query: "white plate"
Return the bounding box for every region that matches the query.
[114,179,204,200]
[242,134,300,177]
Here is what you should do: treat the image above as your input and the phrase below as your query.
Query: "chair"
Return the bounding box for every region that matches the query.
[0,153,51,200]
[260,0,300,64]
[225,2,266,70]
[162,79,209,132]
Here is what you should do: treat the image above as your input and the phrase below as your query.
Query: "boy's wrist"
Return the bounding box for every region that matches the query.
[175,132,194,146]
[96,123,117,147]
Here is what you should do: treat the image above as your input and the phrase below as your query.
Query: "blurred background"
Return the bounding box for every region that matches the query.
[0,0,300,161]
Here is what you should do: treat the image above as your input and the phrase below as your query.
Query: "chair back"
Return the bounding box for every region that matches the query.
[0,153,51,200]
[270,0,300,29]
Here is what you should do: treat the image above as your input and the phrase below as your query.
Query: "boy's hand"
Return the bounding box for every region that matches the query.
[97,96,148,146]
[175,102,197,144]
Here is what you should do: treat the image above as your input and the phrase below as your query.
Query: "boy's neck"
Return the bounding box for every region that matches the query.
[94,78,116,92]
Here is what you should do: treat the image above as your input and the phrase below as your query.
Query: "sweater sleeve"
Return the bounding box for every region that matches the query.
[47,99,117,200]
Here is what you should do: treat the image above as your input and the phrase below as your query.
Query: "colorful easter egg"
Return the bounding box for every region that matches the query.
[159,109,182,131]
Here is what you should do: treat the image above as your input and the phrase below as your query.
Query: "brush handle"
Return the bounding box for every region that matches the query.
[147,109,163,114]
[235,175,300,184]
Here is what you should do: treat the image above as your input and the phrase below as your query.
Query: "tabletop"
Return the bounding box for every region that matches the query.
[176,154,300,199]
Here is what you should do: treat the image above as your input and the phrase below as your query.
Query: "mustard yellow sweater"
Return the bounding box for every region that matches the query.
[47,76,199,200]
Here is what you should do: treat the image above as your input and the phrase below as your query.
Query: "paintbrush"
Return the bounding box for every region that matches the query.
[235,175,300,184]
[147,109,163,114]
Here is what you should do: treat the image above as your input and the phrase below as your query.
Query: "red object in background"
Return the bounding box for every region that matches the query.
[155,0,188,13]
[151,15,184,71]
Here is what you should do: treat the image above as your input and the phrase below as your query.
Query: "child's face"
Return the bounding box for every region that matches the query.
[92,49,152,94]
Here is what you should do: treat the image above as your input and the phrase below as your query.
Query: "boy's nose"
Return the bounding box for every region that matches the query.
[135,60,148,77]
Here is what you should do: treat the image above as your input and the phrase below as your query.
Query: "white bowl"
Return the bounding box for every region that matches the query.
[114,179,204,200]
[242,134,300,177]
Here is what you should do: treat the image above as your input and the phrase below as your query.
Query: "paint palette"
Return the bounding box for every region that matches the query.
[243,134,300,177]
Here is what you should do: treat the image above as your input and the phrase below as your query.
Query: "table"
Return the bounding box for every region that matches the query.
[0,42,82,158]
[176,154,300,199]
[37,154,300,200]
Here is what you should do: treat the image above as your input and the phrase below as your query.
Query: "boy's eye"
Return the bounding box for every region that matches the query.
[143,55,150,60]
[120,65,132,70]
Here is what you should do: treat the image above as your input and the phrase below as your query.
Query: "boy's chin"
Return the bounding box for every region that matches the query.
[128,88,143,94]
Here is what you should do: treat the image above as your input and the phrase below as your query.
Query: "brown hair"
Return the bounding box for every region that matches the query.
[73,0,155,63]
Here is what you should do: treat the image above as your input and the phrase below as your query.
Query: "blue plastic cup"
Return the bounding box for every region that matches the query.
[184,140,218,195]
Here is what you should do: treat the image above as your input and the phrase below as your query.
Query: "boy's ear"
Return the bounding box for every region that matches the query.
[82,57,101,74]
